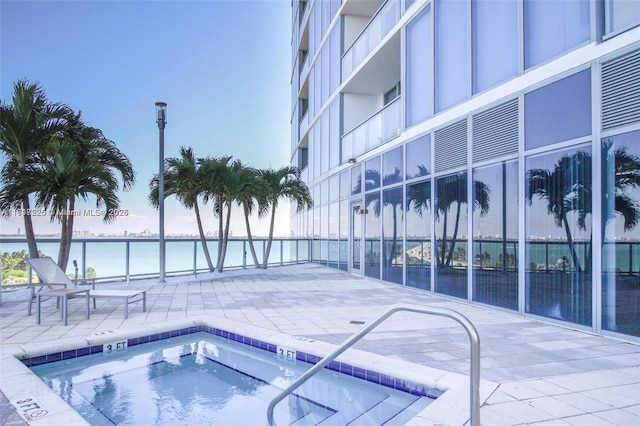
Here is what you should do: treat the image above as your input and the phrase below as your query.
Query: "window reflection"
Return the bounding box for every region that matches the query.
[406,135,431,179]
[435,172,472,298]
[365,157,381,191]
[473,161,519,310]
[406,180,431,290]
[383,147,403,186]
[525,144,592,326]
[365,192,381,279]
[351,164,361,195]
[602,131,640,337]
[525,69,592,150]
[383,186,404,284]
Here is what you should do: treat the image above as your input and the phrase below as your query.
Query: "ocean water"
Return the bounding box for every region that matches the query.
[0,239,289,279]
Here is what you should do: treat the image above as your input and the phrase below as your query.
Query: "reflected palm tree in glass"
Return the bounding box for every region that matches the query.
[601,138,640,334]
[435,173,489,268]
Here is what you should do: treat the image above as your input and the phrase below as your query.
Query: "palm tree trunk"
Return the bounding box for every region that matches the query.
[22,196,39,259]
[446,202,462,267]
[194,202,214,272]
[218,201,232,272]
[262,205,277,269]
[216,197,224,270]
[388,205,398,268]
[243,204,261,268]
[439,209,449,267]
[562,215,582,272]
[58,199,74,271]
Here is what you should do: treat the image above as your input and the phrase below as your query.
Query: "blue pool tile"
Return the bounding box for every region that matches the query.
[296,352,306,362]
[353,367,366,380]
[128,337,139,347]
[267,343,277,353]
[189,326,199,334]
[365,370,380,384]
[395,379,412,394]
[170,330,180,338]
[149,334,160,342]
[327,361,340,372]
[62,350,76,360]
[138,335,150,344]
[46,353,62,363]
[77,347,90,357]
[340,364,353,375]
[31,355,46,367]
[307,354,320,365]
[160,332,171,339]
[90,345,103,354]
[380,374,394,388]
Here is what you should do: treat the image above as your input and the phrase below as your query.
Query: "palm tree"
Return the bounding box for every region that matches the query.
[199,155,233,271]
[600,139,640,235]
[382,168,404,268]
[260,166,313,269]
[5,136,132,270]
[149,146,215,272]
[233,162,268,269]
[435,173,490,267]
[0,79,70,258]
[526,151,591,272]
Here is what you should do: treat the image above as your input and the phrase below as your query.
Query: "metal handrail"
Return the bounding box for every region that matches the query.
[266,303,481,426]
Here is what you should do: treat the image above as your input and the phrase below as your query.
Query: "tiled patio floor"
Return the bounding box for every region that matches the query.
[1,263,638,425]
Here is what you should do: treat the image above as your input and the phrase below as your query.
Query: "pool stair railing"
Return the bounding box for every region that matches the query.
[266,303,481,426]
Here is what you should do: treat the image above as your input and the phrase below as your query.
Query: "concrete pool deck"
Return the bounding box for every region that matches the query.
[1,263,638,425]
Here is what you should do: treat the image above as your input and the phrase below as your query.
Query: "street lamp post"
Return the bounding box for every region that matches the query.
[155,102,167,283]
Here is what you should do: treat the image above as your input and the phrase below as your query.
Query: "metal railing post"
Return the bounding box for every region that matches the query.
[81,241,87,279]
[266,304,481,426]
[193,240,198,275]
[125,241,130,284]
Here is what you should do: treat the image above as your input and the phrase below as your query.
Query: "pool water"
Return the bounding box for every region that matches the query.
[31,332,433,425]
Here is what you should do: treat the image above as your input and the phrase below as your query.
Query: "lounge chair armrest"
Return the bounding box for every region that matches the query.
[73,278,96,289]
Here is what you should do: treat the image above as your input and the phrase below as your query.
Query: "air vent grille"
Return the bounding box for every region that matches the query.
[602,50,640,130]
[472,99,519,163]
[435,119,467,172]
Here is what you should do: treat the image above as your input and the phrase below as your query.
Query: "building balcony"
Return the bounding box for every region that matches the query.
[342,0,401,81]
[341,96,401,162]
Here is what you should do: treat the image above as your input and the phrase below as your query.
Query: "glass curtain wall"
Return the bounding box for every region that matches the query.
[383,186,404,284]
[472,0,518,93]
[406,179,432,290]
[473,160,519,310]
[435,0,468,112]
[406,3,433,127]
[328,201,340,269]
[524,0,590,69]
[525,144,593,326]
[434,171,468,298]
[365,191,381,279]
[339,199,349,271]
[602,130,640,337]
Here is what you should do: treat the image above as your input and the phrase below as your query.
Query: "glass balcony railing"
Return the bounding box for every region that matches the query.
[341,96,401,162]
[341,0,401,80]
[0,237,312,288]
[299,108,310,138]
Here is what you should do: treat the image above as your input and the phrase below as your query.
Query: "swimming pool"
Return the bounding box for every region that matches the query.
[2,316,493,425]
[30,331,433,425]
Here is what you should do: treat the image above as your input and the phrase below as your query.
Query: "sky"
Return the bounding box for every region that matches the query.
[0,0,293,237]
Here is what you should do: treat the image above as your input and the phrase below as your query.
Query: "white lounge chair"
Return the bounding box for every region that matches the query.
[26,257,146,320]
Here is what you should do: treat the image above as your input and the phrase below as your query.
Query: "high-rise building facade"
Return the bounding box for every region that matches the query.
[289,0,640,340]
